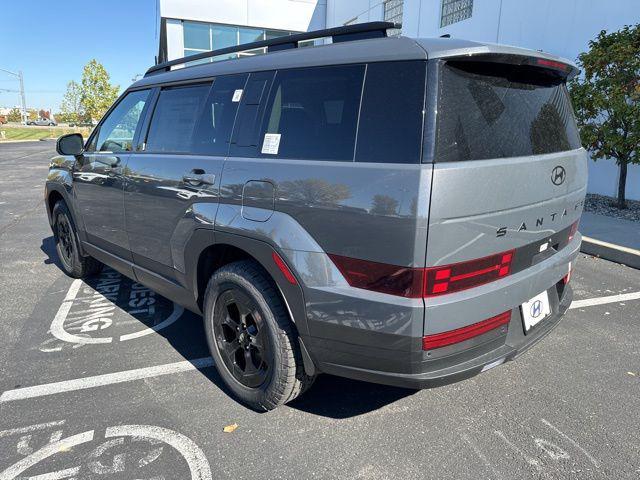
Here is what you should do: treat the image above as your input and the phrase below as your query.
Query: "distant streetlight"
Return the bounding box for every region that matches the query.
[0,68,27,124]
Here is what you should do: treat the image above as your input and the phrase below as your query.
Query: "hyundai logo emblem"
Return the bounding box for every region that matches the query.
[530,300,543,318]
[551,166,566,185]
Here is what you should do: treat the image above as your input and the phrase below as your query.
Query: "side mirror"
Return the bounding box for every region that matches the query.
[56,133,84,156]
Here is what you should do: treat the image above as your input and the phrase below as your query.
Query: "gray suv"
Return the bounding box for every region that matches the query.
[45,22,587,410]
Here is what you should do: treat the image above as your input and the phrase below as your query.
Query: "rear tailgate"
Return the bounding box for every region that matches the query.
[424,55,587,335]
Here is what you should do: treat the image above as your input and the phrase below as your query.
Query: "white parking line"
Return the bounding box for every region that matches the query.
[569,291,640,310]
[0,357,214,403]
[1,290,639,404]
[0,421,65,439]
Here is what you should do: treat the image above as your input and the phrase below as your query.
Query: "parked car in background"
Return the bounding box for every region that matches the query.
[68,119,97,127]
[27,118,57,126]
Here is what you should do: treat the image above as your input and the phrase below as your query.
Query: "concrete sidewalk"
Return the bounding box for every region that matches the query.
[580,212,640,269]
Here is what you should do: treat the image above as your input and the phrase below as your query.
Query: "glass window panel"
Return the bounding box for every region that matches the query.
[184,21,210,50]
[265,29,288,40]
[440,0,473,27]
[212,25,237,50]
[436,61,581,162]
[261,65,365,161]
[146,85,211,153]
[94,90,150,153]
[184,49,211,66]
[192,75,248,155]
[356,61,425,164]
[239,27,264,45]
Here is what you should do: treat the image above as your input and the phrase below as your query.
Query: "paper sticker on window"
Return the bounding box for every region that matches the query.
[232,89,243,102]
[261,133,281,155]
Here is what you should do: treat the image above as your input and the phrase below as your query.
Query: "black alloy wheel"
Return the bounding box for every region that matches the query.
[213,287,270,388]
[55,212,75,270]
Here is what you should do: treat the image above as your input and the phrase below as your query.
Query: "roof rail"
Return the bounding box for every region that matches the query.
[145,21,400,77]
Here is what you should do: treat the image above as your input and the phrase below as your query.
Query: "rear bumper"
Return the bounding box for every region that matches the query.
[316,283,572,389]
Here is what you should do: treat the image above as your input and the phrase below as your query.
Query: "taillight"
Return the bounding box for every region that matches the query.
[423,311,511,350]
[329,249,515,298]
[328,254,423,298]
[568,220,579,243]
[423,250,514,297]
[535,58,570,72]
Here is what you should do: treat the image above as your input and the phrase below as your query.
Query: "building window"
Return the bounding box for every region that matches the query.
[182,21,301,63]
[440,0,473,27]
[383,0,403,36]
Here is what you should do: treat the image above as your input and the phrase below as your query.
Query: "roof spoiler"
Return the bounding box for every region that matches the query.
[443,53,579,80]
[145,21,401,77]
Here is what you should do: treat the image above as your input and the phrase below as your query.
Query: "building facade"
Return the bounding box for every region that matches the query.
[156,0,639,200]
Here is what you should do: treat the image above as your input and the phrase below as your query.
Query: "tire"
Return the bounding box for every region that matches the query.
[204,260,315,411]
[52,201,102,278]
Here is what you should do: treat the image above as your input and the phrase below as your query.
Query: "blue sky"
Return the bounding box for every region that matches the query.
[0,0,158,112]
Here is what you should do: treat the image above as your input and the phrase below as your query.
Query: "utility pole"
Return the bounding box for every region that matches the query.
[18,71,27,124]
[0,67,28,124]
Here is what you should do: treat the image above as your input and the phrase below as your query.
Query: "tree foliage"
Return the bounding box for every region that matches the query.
[60,80,83,123]
[569,24,640,208]
[80,59,119,122]
[6,108,21,122]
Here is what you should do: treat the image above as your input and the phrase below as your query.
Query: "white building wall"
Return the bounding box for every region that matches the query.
[159,0,325,32]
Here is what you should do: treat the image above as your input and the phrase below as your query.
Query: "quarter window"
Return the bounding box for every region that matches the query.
[356,61,426,164]
[92,90,149,153]
[260,65,365,161]
[145,84,211,153]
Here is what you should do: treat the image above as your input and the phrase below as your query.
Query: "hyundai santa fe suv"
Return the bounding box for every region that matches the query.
[45,22,587,410]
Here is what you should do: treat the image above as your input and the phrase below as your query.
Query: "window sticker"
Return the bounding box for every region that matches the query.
[261,133,281,155]
[232,89,243,102]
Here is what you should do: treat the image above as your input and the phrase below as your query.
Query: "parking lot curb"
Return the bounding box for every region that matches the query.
[581,236,640,270]
[0,139,56,144]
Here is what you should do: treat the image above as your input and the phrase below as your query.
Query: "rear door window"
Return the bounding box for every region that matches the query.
[260,65,365,161]
[355,61,426,164]
[436,60,581,162]
[192,74,248,155]
[145,84,211,153]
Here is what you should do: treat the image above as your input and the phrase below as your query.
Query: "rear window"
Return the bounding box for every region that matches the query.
[436,60,581,162]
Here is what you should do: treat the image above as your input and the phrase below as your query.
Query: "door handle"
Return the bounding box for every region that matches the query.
[182,169,215,186]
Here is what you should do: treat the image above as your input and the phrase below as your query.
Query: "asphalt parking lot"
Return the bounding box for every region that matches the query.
[1,141,639,479]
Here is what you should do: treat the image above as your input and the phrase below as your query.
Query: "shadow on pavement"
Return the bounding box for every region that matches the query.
[45,243,415,418]
[40,235,61,267]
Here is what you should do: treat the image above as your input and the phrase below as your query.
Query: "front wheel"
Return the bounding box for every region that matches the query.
[204,260,314,411]
[52,201,102,278]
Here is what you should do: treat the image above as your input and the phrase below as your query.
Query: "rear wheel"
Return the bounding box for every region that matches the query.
[52,201,102,278]
[204,260,314,411]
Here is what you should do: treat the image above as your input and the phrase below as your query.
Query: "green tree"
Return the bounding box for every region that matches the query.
[569,24,640,209]
[60,80,83,123]
[80,59,119,122]
[6,108,21,122]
